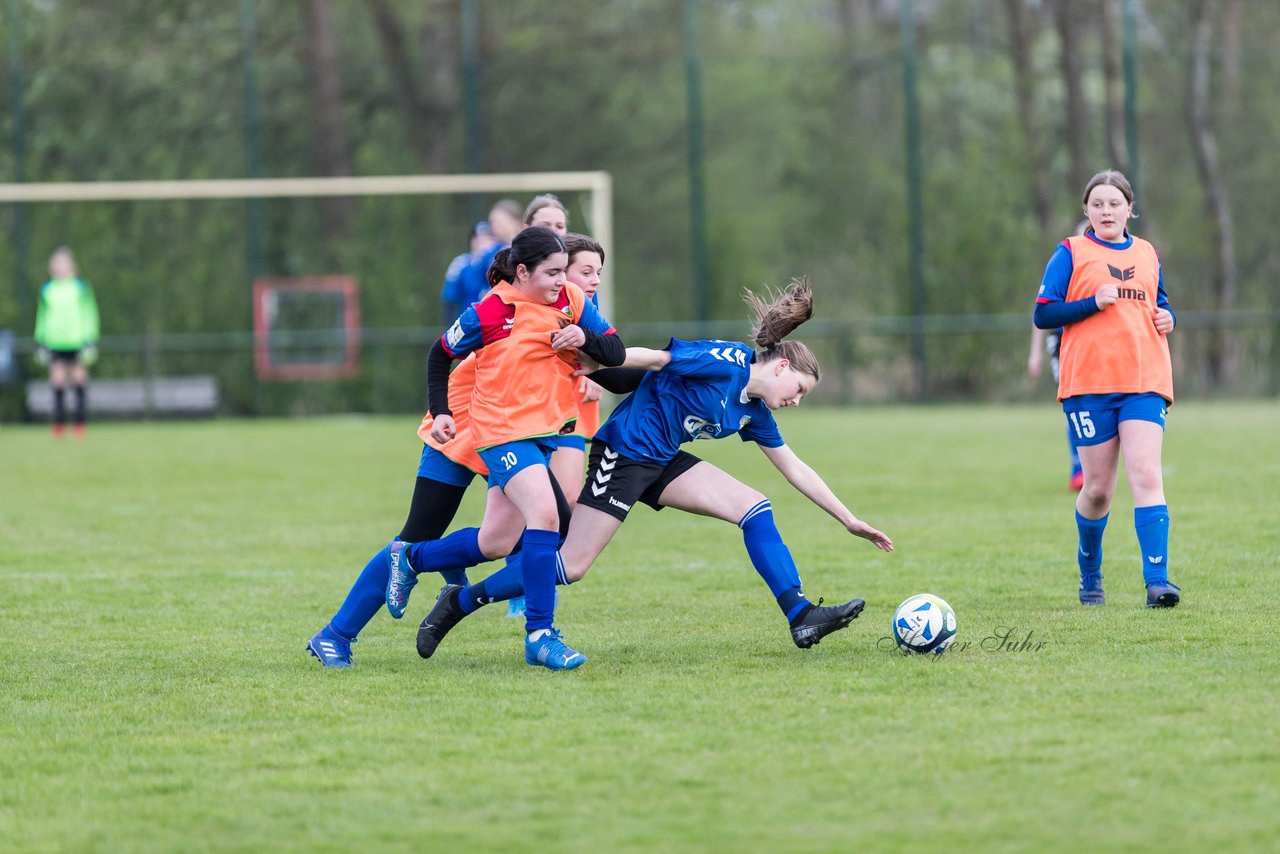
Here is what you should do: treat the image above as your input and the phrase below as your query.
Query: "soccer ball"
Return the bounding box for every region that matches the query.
[892,594,957,655]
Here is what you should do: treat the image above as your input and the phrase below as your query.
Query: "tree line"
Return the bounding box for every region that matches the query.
[1,0,1275,413]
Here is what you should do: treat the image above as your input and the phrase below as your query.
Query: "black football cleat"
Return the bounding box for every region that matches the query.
[790,597,865,649]
[1145,581,1181,609]
[417,585,468,659]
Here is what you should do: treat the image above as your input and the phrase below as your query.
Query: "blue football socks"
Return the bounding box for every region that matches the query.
[519,528,560,633]
[329,536,478,640]
[1075,510,1108,579]
[439,568,470,587]
[1134,504,1170,586]
[458,552,571,614]
[404,527,486,574]
[739,501,810,622]
[459,558,523,614]
[329,543,393,640]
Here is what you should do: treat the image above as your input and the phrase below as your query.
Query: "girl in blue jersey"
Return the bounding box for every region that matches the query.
[416,279,894,659]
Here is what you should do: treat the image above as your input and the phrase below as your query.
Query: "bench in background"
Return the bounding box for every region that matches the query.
[25,376,220,419]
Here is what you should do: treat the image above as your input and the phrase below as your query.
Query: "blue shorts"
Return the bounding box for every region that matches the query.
[1063,393,1168,447]
[416,444,479,488]
[478,438,558,490]
[551,434,587,452]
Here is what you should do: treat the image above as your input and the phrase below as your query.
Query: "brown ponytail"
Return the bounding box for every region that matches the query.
[742,277,821,382]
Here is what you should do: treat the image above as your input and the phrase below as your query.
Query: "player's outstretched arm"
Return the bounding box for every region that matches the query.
[577,346,671,375]
[618,346,671,371]
[758,443,893,552]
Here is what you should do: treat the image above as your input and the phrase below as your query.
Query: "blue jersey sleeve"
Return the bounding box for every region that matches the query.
[576,296,615,336]
[662,338,751,382]
[738,406,784,448]
[1156,264,1173,310]
[441,303,484,358]
[1036,242,1073,303]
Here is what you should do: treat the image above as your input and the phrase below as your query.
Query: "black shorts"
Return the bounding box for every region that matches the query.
[50,349,82,364]
[576,440,703,521]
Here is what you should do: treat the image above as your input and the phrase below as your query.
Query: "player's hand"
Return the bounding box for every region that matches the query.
[1094,285,1119,310]
[36,346,51,367]
[847,518,893,552]
[1153,307,1175,335]
[573,352,602,376]
[81,345,98,366]
[430,414,457,444]
[579,376,603,403]
[844,522,896,555]
[1027,350,1042,378]
[550,322,586,351]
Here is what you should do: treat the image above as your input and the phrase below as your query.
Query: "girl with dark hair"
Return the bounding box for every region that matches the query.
[416,278,894,661]
[383,226,625,671]
[1033,169,1180,609]
[304,232,586,669]
[506,231,607,619]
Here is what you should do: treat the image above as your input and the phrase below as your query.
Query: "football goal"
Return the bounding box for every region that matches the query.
[0,170,613,308]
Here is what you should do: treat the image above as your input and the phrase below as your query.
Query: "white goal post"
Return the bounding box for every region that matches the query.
[0,171,615,313]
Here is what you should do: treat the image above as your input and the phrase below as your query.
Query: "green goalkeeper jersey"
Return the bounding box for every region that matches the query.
[34,277,100,350]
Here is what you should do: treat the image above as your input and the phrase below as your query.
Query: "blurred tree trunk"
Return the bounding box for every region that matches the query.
[1098,0,1130,174]
[1187,0,1238,386]
[364,0,458,174]
[1002,0,1053,235]
[1221,0,1243,116]
[301,0,354,240]
[1053,0,1090,195]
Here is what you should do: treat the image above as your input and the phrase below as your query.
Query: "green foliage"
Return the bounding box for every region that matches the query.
[2,0,1279,412]
[2,403,1278,850]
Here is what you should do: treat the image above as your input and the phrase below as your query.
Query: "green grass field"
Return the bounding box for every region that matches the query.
[2,403,1278,852]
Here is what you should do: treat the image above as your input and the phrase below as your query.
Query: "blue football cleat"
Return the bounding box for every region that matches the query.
[1146,581,1181,608]
[307,629,354,668]
[384,539,417,619]
[1078,572,1105,605]
[525,628,587,671]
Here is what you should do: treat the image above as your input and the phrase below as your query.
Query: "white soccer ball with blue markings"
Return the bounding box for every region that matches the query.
[892,594,957,655]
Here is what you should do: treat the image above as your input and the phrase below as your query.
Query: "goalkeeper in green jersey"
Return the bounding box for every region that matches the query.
[34,247,100,438]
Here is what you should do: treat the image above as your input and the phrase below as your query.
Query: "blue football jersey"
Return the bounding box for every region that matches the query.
[593,338,785,463]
